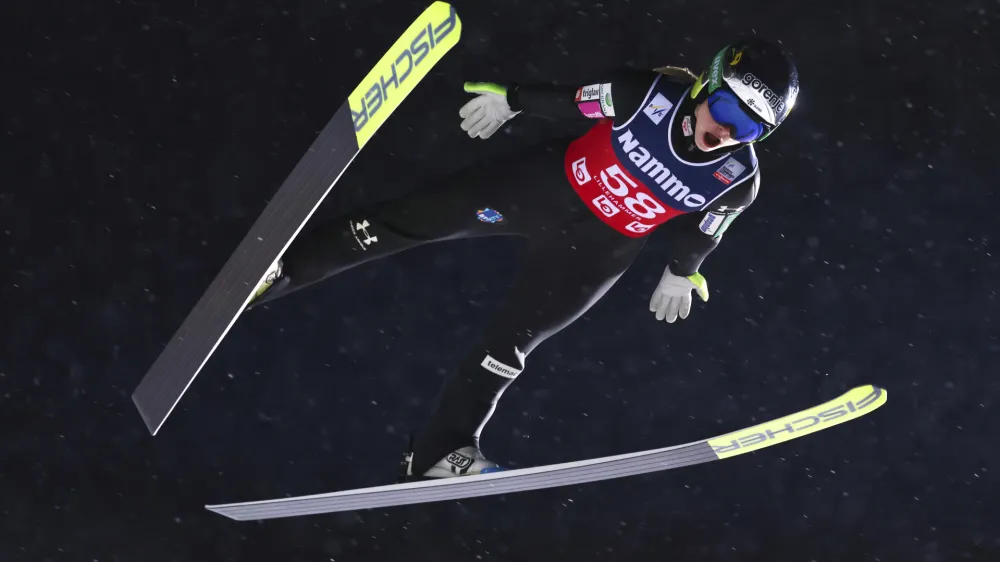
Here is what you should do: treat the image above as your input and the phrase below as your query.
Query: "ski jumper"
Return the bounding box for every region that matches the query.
[252,68,761,475]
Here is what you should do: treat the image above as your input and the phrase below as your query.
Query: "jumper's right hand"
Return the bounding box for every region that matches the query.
[459,82,520,139]
[649,265,709,323]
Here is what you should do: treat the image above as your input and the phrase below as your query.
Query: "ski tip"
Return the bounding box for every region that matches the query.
[856,384,888,410]
[708,383,888,460]
[348,1,462,149]
[131,392,164,436]
[204,504,237,520]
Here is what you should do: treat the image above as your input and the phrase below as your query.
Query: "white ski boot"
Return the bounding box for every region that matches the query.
[400,445,506,481]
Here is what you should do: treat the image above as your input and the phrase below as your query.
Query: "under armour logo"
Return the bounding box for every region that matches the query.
[350,219,378,250]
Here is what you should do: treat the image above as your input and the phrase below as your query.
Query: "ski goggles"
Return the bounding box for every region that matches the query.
[706,89,766,143]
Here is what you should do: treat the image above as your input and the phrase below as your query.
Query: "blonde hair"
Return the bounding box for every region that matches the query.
[652,65,699,84]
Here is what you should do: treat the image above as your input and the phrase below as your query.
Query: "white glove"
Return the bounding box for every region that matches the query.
[649,266,710,323]
[459,82,520,139]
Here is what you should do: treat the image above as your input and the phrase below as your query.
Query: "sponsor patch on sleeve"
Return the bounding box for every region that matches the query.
[577,83,601,102]
[598,83,615,117]
[577,100,605,119]
[576,83,614,118]
[700,207,743,238]
[699,212,725,236]
[702,213,741,239]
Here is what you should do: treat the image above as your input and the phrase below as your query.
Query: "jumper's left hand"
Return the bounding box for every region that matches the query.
[459,82,520,139]
[649,266,709,323]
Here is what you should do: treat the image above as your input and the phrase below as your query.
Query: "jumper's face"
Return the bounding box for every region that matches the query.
[692,100,742,152]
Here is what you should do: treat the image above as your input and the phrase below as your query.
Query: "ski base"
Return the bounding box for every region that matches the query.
[207,385,887,521]
[131,1,462,436]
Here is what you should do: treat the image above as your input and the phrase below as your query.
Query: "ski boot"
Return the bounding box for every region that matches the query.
[398,442,506,482]
[246,258,289,309]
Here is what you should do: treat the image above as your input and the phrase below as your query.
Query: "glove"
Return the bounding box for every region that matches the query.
[459,82,520,139]
[649,266,710,323]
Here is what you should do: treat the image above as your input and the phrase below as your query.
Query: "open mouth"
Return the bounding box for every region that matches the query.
[702,132,721,148]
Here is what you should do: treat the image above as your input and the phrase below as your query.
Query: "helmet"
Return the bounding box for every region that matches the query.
[690,38,799,143]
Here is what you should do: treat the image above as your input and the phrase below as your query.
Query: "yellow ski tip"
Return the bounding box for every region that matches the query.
[349,2,463,149]
[708,385,887,459]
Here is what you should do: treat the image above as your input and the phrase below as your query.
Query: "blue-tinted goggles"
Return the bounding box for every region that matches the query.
[707,89,765,143]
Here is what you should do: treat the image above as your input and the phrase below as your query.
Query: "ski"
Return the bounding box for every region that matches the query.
[131,2,463,435]
[206,384,887,521]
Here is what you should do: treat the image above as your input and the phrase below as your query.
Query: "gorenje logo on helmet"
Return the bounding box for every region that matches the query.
[706,44,783,127]
[726,72,782,126]
[741,73,785,116]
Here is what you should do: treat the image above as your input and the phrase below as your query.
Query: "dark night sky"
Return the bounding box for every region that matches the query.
[3,0,998,560]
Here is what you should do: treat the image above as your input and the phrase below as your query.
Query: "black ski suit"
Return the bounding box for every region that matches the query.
[254,68,760,475]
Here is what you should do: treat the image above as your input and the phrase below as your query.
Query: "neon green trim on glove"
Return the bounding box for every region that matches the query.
[464,82,507,96]
[687,272,709,302]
